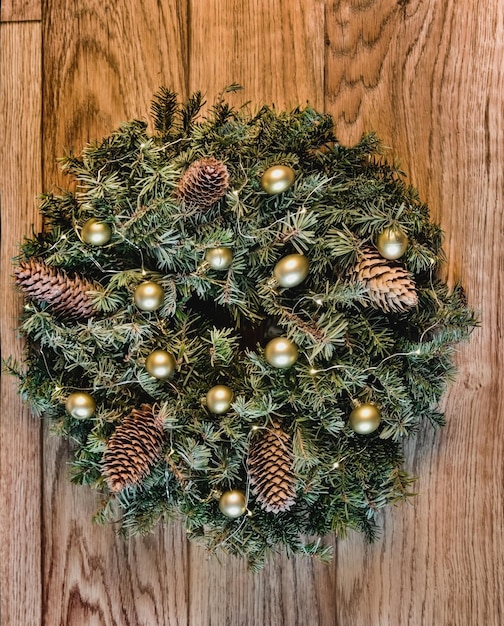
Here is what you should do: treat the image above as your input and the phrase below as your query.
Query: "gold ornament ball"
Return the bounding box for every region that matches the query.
[274,253,310,288]
[264,337,299,369]
[134,281,165,311]
[81,218,112,246]
[349,403,381,435]
[260,165,295,195]
[206,384,234,414]
[65,391,96,419]
[219,489,247,518]
[145,349,177,379]
[376,226,409,260]
[205,247,233,270]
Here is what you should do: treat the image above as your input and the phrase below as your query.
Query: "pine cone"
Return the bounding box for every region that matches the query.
[14,258,102,320]
[102,404,165,492]
[352,247,418,313]
[247,422,296,513]
[177,157,229,209]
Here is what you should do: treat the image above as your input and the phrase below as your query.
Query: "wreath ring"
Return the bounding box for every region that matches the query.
[8,87,475,570]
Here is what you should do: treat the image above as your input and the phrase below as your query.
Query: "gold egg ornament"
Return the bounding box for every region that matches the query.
[219,489,247,518]
[274,254,310,288]
[376,226,409,260]
[134,281,165,312]
[264,337,299,369]
[205,247,233,270]
[65,391,96,419]
[349,403,381,435]
[145,349,176,379]
[80,218,112,246]
[260,165,295,195]
[206,384,234,414]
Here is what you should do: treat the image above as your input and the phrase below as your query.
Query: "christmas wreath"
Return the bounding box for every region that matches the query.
[8,86,475,570]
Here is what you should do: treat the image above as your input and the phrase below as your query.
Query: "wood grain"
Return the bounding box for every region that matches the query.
[42,434,189,625]
[188,539,338,626]
[42,0,189,189]
[1,0,503,624]
[0,21,42,626]
[326,1,504,624]
[189,0,325,111]
[1,0,41,22]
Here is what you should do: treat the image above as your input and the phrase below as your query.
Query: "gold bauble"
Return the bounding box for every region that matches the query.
[206,384,234,414]
[145,349,176,379]
[260,165,295,195]
[219,489,247,518]
[65,391,96,419]
[81,218,112,246]
[205,247,233,270]
[274,254,310,288]
[349,403,381,435]
[376,226,409,260]
[134,281,165,311]
[264,337,299,368]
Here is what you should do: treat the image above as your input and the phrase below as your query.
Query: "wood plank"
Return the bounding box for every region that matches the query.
[188,0,325,111]
[42,0,189,189]
[0,21,42,626]
[326,2,504,624]
[1,0,41,22]
[42,434,189,625]
[188,538,338,626]
[40,2,190,623]
[186,3,340,622]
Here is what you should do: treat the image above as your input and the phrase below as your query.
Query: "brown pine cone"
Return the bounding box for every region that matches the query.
[102,404,165,492]
[352,247,418,313]
[247,422,296,513]
[14,258,102,320]
[177,157,229,209]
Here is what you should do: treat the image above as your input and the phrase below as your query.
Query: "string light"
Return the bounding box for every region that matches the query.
[299,174,340,212]
[43,232,68,254]
[309,349,421,376]
[331,451,361,471]
[309,364,346,375]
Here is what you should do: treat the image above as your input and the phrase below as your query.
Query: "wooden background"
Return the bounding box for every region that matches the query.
[1,1,502,624]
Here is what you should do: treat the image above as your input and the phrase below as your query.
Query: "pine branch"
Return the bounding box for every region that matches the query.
[150,86,178,135]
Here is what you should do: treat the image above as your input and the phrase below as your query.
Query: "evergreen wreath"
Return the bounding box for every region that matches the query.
[7,86,476,570]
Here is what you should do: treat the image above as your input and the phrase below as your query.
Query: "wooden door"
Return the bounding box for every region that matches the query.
[1,1,502,624]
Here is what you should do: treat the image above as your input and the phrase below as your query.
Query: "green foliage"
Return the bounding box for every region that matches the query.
[8,89,476,570]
